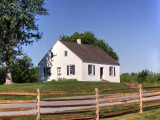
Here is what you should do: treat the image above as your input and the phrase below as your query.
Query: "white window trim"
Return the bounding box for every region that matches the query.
[89,64,94,76]
[69,65,74,75]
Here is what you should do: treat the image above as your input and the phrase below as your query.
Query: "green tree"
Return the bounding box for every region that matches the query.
[138,69,150,83]
[0,56,38,84]
[120,73,130,83]
[59,31,119,61]
[120,69,160,84]
[11,55,38,83]
[0,0,48,84]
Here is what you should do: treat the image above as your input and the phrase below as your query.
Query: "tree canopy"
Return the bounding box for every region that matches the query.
[0,0,48,84]
[11,55,38,83]
[0,55,38,84]
[59,31,119,61]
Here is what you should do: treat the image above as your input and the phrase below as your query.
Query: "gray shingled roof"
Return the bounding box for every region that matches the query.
[60,40,120,65]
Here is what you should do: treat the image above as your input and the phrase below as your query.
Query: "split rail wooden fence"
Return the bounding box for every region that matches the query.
[1,85,160,120]
[0,91,38,119]
[40,90,97,120]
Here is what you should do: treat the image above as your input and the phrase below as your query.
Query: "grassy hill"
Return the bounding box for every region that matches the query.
[0,81,130,100]
[0,81,128,93]
[0,81,160,120]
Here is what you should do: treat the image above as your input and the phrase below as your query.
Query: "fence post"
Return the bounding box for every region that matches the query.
[95,88,99,120]
[139,84,143,113]
[36,89,40,120]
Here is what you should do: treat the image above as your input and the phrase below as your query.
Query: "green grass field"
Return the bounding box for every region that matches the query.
[0,81,130,100]
[0,81,129,120]
[0,81,128,93]
[104,107,160,120]
[0,81,160,120]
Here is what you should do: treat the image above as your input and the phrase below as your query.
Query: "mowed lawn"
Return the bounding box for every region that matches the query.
[0,81,129,100]
[0,81,129,120]
[0,81,160,120]
[0,81,128,93]
[103,108,160,120]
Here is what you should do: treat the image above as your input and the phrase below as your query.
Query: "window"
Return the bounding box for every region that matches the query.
[67,65,75,75]
[109,66,115,76]
[47,67,51,76]
[64,51,67,56]
[88,65,95,75]
[44,67,51,76]
[70,65,73,74]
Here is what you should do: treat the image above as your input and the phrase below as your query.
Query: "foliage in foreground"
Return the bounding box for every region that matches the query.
[121,69,160,84]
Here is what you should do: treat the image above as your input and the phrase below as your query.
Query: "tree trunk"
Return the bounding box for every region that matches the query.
[5,67,13,84]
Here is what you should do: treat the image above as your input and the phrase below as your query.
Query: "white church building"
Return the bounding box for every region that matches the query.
[38,39,120,82]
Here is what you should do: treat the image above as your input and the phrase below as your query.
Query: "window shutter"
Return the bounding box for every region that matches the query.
[114,67,116,76]
[88,65,90,75]
[67,65,69,75]
[73,65,75,75]
[109,67,111,76]
[93,65,95,75]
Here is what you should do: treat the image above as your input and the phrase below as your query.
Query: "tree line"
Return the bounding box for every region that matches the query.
[120,70,160,84]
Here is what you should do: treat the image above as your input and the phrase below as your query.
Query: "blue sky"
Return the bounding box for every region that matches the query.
[23,0,160,73]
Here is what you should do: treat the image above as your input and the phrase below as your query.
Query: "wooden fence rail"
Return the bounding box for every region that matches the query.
[40,103,96,108]
[0,92,37,96]
[1,85,160,120]
[41,109,96,115]
[41,91,95,95]
[0,90,38,119]
[99,88,137,93]
[0,107,36,112]
[99,92,138,99]
[143,89,160,93]
[41,96,96,101]
[143,86,160,89]
[0,114,37,119]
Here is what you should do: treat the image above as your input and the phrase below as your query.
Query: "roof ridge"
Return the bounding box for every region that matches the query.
[60,40,100,48]
[60,40,120,65]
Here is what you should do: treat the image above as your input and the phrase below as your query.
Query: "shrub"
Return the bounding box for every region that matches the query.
[120,69,160,84]
[58,78,78,82]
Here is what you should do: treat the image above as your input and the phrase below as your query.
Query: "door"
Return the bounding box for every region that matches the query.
[100,67,103,79]
[57,67,61,79]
